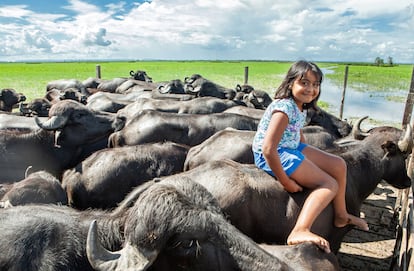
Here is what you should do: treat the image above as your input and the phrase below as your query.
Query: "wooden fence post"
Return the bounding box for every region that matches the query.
[402,66,414,126]
[96,65,101,79]
[390,65,414,271]
[244,66,249,85]
[339,65,349,120]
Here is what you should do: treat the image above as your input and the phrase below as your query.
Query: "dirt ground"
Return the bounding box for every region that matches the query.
[337,181,400,271]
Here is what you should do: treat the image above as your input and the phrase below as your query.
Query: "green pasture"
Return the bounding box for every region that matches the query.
[0,61,293,100]
[322,64,413,95]
[0,61,412,106]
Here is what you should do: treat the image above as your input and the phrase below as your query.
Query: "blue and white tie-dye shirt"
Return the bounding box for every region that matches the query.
[252,97,306,152]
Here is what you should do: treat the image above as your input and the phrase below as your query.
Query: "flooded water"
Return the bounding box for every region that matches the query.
[319,69,409,127]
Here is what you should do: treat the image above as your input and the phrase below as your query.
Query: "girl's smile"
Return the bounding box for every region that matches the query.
[291,70,320,110]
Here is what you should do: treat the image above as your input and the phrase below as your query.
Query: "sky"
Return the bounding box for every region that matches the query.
[0,0,413,63]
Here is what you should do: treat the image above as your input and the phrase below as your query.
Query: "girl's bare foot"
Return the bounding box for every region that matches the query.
[335,213,369,231]
[287,229,331,253]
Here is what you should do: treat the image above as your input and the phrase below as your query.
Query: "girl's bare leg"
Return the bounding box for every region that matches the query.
[302,146,369,231]
[287,158,338,253]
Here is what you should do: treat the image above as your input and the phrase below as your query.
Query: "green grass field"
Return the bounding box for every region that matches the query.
[0,60,412,105]
[0,61,292,99]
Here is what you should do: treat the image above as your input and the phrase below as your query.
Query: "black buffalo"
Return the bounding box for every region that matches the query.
[306,107,352,139]
[184,128,255,170]
[19,98,52,117]
[184,74,236,99]
[46,79,88,96]
[0,88,26,112]
[0,114,48,131]
[96,78,129,93]
[176,124,412,253]
[0,170,67,207]
[20,88,87,116]
[129,69,153,82]
[109,109,259,147]
[0,176,339,271]
[62,142,189,209]
[45,88,87,105]
[156,79,186,94]
[234,84,273,109]
[223,105,265,119]
[115,79,157,94]
[87,177,339,271]
[86,91,151,113]
[120,96,245,115]
[183,124,359,171]
[0,100,125,182]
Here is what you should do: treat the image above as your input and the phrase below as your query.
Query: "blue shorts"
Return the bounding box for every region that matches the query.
[253,142,307,177]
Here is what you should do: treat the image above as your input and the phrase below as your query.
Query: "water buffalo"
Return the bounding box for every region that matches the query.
[223,105,265,119]
[129,69,153,82]
[183,123,361,171]
[45,88,87,104]
[234,84,273,109]
[0,175,339,271]
[0,204,123,270]
[0,114,48,131]
[82,77,102,90]
[306,106,352,139]
[87,177,339,271]
[174,124,413,253]
[0,88,26,112]
[19,98,52,117]
[62,142,189,209]
[184,128,255,170]
[108,109,259,147]
[0,100,125,182]
[46,79,88,96]
[150,79,196,101]
[115,79,158,94]
[0,170,67,208]
[20,88,88,117]
[156,79,186,94]
[119,96,245,116]
[86,91,151,113]
[96,78,129,92]
[302,125,338,149]
[184,74,236,99]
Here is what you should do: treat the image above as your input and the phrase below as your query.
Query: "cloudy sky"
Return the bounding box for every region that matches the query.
[1,0,413,63]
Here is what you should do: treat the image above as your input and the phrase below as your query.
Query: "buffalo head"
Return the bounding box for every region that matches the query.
[130,70,153,83]
[35,100,125,147]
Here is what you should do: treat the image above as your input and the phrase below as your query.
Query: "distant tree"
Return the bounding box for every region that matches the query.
[374,57,384,66]
[387,56,393,66]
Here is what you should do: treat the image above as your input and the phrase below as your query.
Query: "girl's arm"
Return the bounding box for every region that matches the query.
[262,111,303,193]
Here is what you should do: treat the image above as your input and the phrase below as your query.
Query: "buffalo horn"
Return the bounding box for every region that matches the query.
[185,84,202,94]
[86,220,156,271]
[351,116,370,140]
[398,123,413,153]
[157,85,169,94]
[35,115,69,130]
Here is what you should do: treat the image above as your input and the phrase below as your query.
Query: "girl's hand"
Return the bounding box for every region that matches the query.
[279,177,303,193]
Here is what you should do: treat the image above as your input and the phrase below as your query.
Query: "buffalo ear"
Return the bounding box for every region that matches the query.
[381,140,397,155]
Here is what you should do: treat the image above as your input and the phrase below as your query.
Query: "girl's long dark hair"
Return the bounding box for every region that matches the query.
[274,60,323,110]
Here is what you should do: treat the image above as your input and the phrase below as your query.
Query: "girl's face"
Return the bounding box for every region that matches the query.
[291,70,320,110]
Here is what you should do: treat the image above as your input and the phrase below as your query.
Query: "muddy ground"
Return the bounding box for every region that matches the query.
[337,181,400,271]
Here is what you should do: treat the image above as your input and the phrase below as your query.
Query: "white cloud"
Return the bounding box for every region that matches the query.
[0,5,32,18]
[0,0,413,63]
[63,0,101,14]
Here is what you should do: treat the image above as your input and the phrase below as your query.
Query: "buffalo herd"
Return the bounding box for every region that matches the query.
[0,70,411,271]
